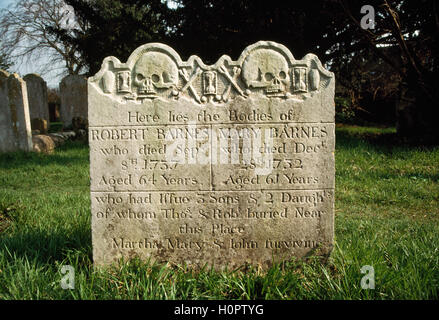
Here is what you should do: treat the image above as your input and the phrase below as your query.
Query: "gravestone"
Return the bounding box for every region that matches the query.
[59,74,88,128]
[88,42,335,269]
[31,118,48,134]
[23,74,50,128]
[0,70,33,152]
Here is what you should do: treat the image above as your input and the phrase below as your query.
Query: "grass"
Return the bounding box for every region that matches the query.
[0,125,438,299]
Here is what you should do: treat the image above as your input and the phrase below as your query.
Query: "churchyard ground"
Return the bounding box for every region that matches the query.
[0,125,438,299]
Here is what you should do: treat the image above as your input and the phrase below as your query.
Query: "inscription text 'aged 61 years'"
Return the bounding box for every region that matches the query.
[88,41,335,269]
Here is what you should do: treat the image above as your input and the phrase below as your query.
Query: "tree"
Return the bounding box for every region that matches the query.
[337,0,439,139]
[49,0,178,75]
[171,0,338,64]
[0,0,86,76]
[0,44,12,71]
[52,0,438,140]
[52,0,342,74]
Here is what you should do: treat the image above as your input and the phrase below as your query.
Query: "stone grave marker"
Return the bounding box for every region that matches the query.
[0,70,33,152]
[60,74,88,128]
[31,118,48,134]
[23,73,50,127]
[88,42,335,269]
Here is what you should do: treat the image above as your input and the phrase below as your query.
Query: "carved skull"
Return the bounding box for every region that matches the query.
[133,52,178,95]
[242,49,289,94]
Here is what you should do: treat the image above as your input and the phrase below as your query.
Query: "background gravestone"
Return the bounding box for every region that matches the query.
[0,70,33,152]
[88,41,335,269]
[59,74,88,128]
[23,73,50,129]
[31,118,48,134]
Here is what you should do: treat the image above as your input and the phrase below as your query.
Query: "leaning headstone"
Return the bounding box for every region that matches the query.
[59,74,87,128]
[23,73,50,128]
[88,42,335,269]
[0,70,33,152]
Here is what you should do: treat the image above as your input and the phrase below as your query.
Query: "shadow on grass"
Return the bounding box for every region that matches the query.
[0,223,92,264]
[0,141,89,169]
[336,125,439,153]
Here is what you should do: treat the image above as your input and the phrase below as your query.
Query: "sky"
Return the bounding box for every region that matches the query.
[0,0,65,88]
[0,0,337,89]
[0,0,13,8]
[0,0,180,88]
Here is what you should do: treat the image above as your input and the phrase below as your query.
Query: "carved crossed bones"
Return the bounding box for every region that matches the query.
[218,65,246,98]
[178,67,202,103]
[177,64,246,104]
[221,66,242,102]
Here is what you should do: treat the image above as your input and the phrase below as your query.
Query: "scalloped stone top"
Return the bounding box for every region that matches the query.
[89,41,334,105]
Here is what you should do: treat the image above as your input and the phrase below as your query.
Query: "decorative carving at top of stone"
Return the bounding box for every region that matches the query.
[89,41,334,105]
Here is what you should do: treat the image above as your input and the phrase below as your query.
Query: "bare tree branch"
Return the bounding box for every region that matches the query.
[382,0,422,76]
[0,0,86,77]
[338,0,403,74]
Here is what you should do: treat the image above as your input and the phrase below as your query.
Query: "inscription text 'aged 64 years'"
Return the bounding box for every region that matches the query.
[88,41,335,269]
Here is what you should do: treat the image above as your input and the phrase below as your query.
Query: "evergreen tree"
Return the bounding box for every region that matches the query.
[50,0,178,75]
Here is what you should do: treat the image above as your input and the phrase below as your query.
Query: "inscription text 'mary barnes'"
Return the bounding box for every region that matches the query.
[88,41,335,269]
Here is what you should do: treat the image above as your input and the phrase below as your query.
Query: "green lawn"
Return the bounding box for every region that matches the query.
[0,125,438,299]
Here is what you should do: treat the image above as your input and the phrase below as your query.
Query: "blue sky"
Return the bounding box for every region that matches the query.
[0,0,14,9]
[1,0,63,88]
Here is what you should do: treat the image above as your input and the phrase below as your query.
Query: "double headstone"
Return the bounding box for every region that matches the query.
[88,42,335,269]
[0,70,33,152]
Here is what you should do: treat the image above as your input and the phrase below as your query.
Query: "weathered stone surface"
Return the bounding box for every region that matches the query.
[24,74,50,127]
[32,131,77,153]
[72,116,88,131]
[32,134,56,153]
[31,118,48,134]
[60,74,87,128]
[0,70,33,152]
[88,42,335,269]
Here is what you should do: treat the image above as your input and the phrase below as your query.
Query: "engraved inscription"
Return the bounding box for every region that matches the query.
[88,41,335,269]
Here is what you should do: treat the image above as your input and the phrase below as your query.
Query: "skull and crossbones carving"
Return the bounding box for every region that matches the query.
[241,49,290,95]
[132,51,178,95]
